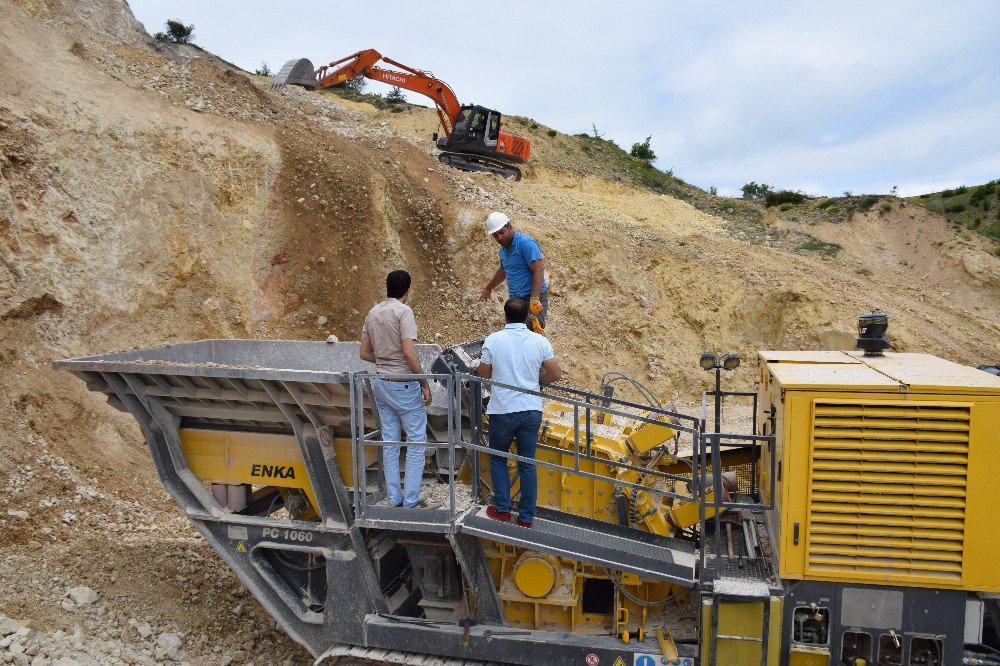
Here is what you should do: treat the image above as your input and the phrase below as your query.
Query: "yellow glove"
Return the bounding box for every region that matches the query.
[529,298,543,315]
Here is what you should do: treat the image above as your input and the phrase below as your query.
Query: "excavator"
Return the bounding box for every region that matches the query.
[271,49,531,181]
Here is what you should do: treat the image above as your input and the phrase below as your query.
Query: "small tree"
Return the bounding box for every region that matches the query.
[591,123,602,140]
[630,136,656,164]
[385,86,407,104]
[254,62,273,77]
[154,19,195,44]
[741,181,773,199]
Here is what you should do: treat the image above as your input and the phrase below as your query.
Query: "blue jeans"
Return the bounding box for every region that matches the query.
[373,379,427,507]
[488,410,542,523]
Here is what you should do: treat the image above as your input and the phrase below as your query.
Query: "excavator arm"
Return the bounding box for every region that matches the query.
[275,49,462,139]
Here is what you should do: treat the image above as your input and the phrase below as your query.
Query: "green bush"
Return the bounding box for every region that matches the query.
[944,204,966,214]
[919,193,931,199]
[859,196,879,211]
[630,136,656,164]
[765,190,806,207]
[879,202,893,214]
[254,62,272,77]
[817,199,837,209]
[547,129,557,137]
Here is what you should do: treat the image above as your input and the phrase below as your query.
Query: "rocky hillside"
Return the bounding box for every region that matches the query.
[907,180,1000,245]
[1,0,999,664]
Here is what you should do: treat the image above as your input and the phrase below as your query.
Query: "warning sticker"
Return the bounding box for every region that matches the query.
[585,654,599,666]
[227,525,249,540]
[612,658,627,666]
[235,541,248,553]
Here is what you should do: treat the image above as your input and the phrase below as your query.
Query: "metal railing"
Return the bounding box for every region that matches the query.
[461,374,705,511]
[347,369,774,586]
[698,388,776,579]
[349,371,462,525]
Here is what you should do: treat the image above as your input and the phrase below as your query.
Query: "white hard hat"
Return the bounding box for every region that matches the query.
[486,211,510,236]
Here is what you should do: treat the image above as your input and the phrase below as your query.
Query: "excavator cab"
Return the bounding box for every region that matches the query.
[443,104,500,152]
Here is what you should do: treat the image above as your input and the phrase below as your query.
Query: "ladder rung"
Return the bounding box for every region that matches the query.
[717,635,764,642]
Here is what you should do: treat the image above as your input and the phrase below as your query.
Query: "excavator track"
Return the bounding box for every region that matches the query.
[438,152,521,181]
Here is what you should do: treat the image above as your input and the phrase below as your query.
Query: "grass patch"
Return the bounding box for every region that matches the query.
[858,195,879,211]
[797,237,841,255]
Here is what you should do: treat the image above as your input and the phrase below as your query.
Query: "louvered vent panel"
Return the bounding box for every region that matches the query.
[807,401,969,583]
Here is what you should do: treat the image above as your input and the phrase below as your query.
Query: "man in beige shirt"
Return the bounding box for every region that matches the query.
[360,270,431,508]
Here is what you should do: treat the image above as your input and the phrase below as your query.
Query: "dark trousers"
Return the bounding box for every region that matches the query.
[488,410,543,523]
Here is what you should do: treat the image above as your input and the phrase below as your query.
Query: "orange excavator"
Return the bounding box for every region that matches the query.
[271,49,531,180]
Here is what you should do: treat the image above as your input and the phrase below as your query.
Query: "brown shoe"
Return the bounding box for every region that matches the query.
[516,520,533,528]
[486,506,511,522]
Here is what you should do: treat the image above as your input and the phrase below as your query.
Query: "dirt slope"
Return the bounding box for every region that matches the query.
[1,1,998,664]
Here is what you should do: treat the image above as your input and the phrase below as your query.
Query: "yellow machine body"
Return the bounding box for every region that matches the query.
[178,428,376,515]
[757,350,1000,591]
[180,407,700,639]
[699,596,783,665]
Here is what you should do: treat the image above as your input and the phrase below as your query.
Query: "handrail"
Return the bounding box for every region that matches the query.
[698,388,775,582]
[347,368,774,588]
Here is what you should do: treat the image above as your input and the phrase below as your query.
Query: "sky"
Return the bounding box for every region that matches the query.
[130,1,1000,197]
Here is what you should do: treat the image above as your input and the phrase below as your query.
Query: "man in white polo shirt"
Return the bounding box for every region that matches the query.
[360,270,432,508]
[476,297,562,527]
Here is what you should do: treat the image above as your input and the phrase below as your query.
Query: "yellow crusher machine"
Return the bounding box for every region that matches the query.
[54,315,1000,665]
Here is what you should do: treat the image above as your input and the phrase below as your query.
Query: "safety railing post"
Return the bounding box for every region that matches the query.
[348,373,357,519]
[351,374,364,522]
[698,414,709,581]
[470,378,482,504]
[751,392,759,501]
[710,431,724,575]
[573,403,580,472]
[447,374,456,527]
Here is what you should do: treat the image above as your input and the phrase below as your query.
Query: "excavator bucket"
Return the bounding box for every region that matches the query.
[270,58,317,91]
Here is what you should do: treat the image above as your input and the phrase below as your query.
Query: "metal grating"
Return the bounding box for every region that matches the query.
[806,400,970,583]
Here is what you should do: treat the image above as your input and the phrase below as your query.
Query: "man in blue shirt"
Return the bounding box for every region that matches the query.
[476,298,562,527]
[480,212,549,332]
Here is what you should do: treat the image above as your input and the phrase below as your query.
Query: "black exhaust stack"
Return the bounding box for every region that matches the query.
[857,313,890,356]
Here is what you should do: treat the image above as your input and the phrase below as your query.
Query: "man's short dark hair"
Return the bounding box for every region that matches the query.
[386,270,411,299]
[504,297,529,324]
